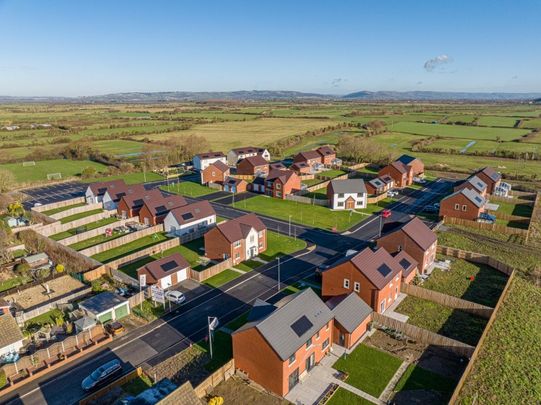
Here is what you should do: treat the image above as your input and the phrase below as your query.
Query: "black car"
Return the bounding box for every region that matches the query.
[81,359,122,391]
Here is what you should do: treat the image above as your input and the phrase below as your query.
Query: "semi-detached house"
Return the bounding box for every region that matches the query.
[227,146,270,166]
[102,184,146,211]
[138,194,187,226]
[85,179,127,205]
[439,188,486,221]
[117,188,163,219]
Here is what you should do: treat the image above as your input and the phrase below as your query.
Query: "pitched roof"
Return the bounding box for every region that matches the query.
[477,167,501,182]
[396,154,418,165]
[464,175,487,193]
[207,160,230,172]
[348,247,403,290]
[296,150,321,161]
[106,184,147,203]
[388,216,437,251]
[291,162,310,170]
[393,250,418,279]
[239,155,268,167]
[119,188,163,211]
[88,179,127,197]
[231,146,267,155]
[195,151,225,159]
[168,200,215,225]
[269,162,286,170]
[225,177,247,186]
[325,293,372,333]
[380,174,394,184]
[444,188,486,208]
[234,289,334,361]
[139,253,190,280]
[215,213,266,243]
[328,179,367,195]
[0,313,24,348]
[80,292,127,315]
[157,381,203,405]
[316,145,335,156]
[390,161,409,174]
[369,177,385,188]
[266,169,297,184]
[143,194,188,217]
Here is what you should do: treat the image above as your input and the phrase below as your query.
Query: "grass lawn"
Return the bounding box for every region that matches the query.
[396,296,487,346]
[195,330,232,372]
[42,202,86,216]
[327,388,375,405]
[0,275,31,293]
[422,258,508,307]
[394,364,456,401]
[301,178,325,187]
[49,216,118,240]
[82,171,163,185]
[490,200,534,218]
[302,188,328,200]
[59,208,103,224]
[233,195,366,231]
[333,344,402,397]
[319,169,346,178]
[203,269,243,288]
[68,230,127,251]
[234,260,262,272]
[161,181,216,197]
[131,299,166,322]
[260,231,307,261]
[0,159,108,183]
[121,373,153,396]
[91,232,169,263]
[25,308,64,327]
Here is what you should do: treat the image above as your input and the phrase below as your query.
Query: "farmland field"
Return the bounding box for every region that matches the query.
[0,159,108,182]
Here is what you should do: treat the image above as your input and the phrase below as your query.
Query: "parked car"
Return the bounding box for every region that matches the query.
[165,290,186,304]
[105,321,125,336]
[423,205,438,213]
[478,212,496,224]
[387,189,399,197]
[81,359,122,391]
[381,209,392,218]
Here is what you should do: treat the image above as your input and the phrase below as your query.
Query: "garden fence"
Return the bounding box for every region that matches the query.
[189,258,233,282]
[49,203,102,221]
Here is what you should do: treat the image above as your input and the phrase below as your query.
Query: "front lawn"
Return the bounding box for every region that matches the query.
[319,169,346,178]
[327,388,375,405]
[333,344,402,397]
[49,216,118,241]
[203,269,243,288]
[394,364,456,401]
[91,232,169,263]
[161,181,216,197]
[42,202,86,216]
[422,258,508,307]
[303,188,328,200]
[259,231,307,261]
[233,195,366,231]
[59,208,103,224]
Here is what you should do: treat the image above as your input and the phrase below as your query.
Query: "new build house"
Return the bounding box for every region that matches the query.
[293,150,323,172]
[204,213,266,265]
[102,184,146,211]
[223,177,248,193]
[316,146,338,166]
[137,253,190,288]
[265,169,301,199]
[193,151,227,171]
[396,154,424,177]
[117,188,163,219]
[233,289,334,397]
[378,161,412,188]
[85,179,127,205]
[227,146,270,166]
[474,167,502,195]
[366,175,395,195]
[322,247,403,313]
[200,160,230,185]
[164,200,216,236]
[236,155,269,177]
[454,175,488,198]
[138,194,188,226]
[376,216,437,274]
[327,179,367,210]
[393,250,419,284]
[439,188,486,221]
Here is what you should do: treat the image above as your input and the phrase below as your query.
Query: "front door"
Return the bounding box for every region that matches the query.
[288,368,299,391]
[305,353,315,372]
[345,197,355,210]
[339,332,346,346]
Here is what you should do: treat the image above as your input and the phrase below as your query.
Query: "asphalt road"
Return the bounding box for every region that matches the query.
[6,177,451,404]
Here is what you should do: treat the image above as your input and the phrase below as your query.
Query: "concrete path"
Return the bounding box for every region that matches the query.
[380,361,410,402]
[384,293,409,322]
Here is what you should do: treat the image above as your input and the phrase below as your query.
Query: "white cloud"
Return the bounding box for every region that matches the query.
[424,54,453,72]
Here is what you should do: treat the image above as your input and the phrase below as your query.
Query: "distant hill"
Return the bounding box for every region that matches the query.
[533,98,541,104]
[2,90,541,103]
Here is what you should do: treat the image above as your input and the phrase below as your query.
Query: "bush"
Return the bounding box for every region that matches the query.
[208,397,224,405]
[15,262,31,277]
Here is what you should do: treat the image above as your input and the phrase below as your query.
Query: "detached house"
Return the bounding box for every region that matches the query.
[454,175,487,198]
[200,161,230,185]
[439,188,486,221]
[137,253,190,289]
[322,247,403,313]
[204,213,267,265]
[376,216,437,274]
[293,150,323,171]
[164,200,216,236]
[232,289,334,397]
[227,146,270,166]
[236,155,269,177]
[473,167,502,195]
[327,179,367,210]
[138,194,187,226]
[265,169,301,199]
[193,151,227,171]
[103,184,146,211]
[393,250,418,284]
[316,146,337,166]
[378,161,412,188]
[117,188,163,219]
[85,179,127,205]
[396,154,424,177]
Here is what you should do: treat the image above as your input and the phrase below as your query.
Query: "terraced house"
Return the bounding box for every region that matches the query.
[138,193,187,225]
[85,179,127,205]
[473,166,502,195]
[117,188,163,219]
[454,175,488,198]
[102,183,146,211]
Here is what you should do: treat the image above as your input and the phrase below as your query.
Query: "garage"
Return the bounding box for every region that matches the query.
[80,292,130,324]
[137,252,190,289]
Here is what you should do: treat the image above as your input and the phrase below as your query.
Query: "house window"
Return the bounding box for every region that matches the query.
[354,282,360,292]
[259,241,263,248]
[338,193,344,198]
[316,331,320,340]
[211,171,215,176]
[289,354,296,365]
[337,201,344,207]
[395,286,398,299]
[343,279,350,289]
[250,235,255,243]
[258,231,264,238]
[462,205,467,211]
[454,203,460,210]
[276,183,282,190]
[235,253,240,259]
[322,338,329,350]
[380,300,386,313]
[306,338,313,349]
[234,240,241,248]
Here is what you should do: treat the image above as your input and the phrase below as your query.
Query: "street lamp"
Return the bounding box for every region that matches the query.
[288,215,292,236]
[208,316,219,359]
[277,256,281,292]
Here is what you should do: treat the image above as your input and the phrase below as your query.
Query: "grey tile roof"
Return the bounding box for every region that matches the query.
[235,289,334,361]
[0,313,24,349]
[325,293,372,333]
[461,188,486,207]
[466,175,487,193]
[80,292,127,315]
[328,179,367,194]
[478,167,501,182]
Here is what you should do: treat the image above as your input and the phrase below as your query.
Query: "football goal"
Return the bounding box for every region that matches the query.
[46,173,62,180]
[22,161,36,167]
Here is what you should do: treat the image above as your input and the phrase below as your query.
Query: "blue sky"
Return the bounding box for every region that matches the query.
[1,0,540,96]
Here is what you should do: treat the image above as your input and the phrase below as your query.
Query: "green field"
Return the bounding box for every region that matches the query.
[0,159,108,183]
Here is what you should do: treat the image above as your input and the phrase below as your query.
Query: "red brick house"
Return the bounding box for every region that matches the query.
[439,188,486,221]
[376,216,437,274]
[204,213,267,265]
[139,194,187,226]
[325,293,373,349]
[290,162,312,175]
[366,175,395,195]
[473,167,502,195]
[293,150,323,169]
[269,162,286,171]
[378,161,412,188]
[136,253,190,289]
[396,154,424,177]
[316,146,337,166]
[236,155,269,177]
[117,188,163,219]
[265,169,301,199]
[232,289,334,397]
[393,250,418,284]
[200,160,230,185]
[322,247,403,313]
[453,175,488,198]
[223,177,248,193]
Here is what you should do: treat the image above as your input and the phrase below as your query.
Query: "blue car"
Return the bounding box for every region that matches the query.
[478,212,496,223]
[81,359,122,391]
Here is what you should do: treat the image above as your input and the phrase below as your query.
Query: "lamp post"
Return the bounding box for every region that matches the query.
[277,256,281,292]
[288,215,292,236]
[208,316,219,359]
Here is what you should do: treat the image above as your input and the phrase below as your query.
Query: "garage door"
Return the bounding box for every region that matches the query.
[98,311,113,324]
[176,269,187,283]
[162,275,172,288]
[114,304,129,320]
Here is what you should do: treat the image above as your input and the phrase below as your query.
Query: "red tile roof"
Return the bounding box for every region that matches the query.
[316,146,335,156]
[215,213,266,243]
[266,169,297,183]
[195,151,225,159]
[139,253,190,281]
[349,247,403,289]
[107,184,146,202]
[392,217,437,250]
[119,188,163,210]
[88,179,127,197]
[143,194,187,217]
[208,160,230,172]
[393,250,418,278]
[295,150,321,161]
[390,161,409,174]
[239,155,268,167]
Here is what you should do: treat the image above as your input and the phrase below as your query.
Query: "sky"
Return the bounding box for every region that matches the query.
[0,0,540,96]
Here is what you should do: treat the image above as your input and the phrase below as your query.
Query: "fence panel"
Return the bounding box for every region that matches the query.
[103,238,180,270]
[189,259,233,282]
[58,218,133,246]
[286,194,329,206]
[38,211,114,237]
[111,268,139,287]
[193,359,235,398]
[437,246,515,276]
[443,216,529,237]
[32,197,85,213]
[50,203,102,220]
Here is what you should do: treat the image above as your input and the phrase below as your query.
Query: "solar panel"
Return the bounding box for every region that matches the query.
[291,315,313,338]
[160,260,178,272]
[181,212,194,220]
[155,205,167,214]
[399,258,411,269]
[474,196,483,203]
[133,199,144,206]
[377,264,393,277]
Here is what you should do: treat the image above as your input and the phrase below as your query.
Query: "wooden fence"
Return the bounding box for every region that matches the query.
[443,216,529,237]
[367,192,389,204]
[449,270,516,403]
[372,312,476,358]
[38,211,114,237]
[49,203,102,220]
[286,194,329,206]
[111,268,140,287]
[401,283,493,319]
[78,224,164,257]
[194,359,235,398]
[58,218,133,246]
[79,367,144,405]
[189,258,233,282]
[526,191,541,245]
[437,246,515,276]
[31,196,85,213]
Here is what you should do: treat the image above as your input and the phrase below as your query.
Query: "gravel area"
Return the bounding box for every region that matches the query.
[147,345,210,387]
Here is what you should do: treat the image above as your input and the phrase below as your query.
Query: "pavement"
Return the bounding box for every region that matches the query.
[5,176,452,405]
